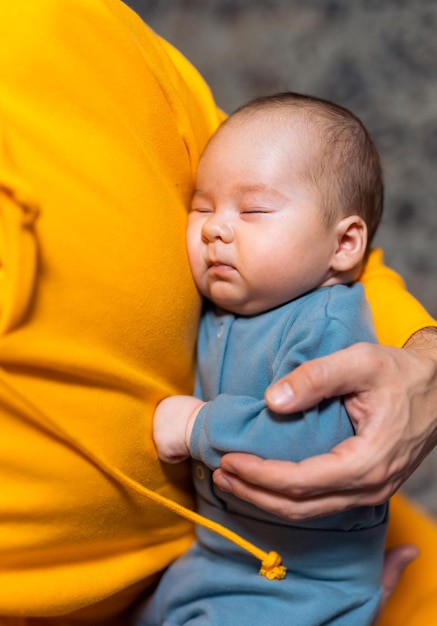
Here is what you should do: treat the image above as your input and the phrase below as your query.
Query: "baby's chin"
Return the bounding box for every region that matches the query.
[205,294,281,317]
[201,280,290,316]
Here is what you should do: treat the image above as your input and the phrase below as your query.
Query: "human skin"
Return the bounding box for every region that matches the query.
[154,107,368,464]
[187,111,366,317]
[371,544,419,625]
[153,99,437,623]
[213,327,437,520]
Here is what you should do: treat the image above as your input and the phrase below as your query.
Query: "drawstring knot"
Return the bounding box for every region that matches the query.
[260,551,287,580]
[4,381,287,581]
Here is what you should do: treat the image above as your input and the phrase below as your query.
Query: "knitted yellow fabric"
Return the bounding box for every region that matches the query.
[361,247,436,347]
[0,0,436,620]
[0,0,223,616]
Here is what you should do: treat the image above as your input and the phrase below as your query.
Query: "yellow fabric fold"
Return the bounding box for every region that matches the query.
[0,0,221,615]
[361,248,437,346]
[380,494,437,626]
[0,182,39,334]
[0,0,436,620]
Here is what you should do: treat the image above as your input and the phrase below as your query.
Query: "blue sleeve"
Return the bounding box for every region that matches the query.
[190,285,377,470]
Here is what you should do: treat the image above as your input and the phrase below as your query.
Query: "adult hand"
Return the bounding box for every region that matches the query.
[371,544,419,625]
[213,328,437,520]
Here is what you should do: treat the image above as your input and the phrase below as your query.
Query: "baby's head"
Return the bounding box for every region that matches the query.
[187,92,384,315]
[228,92,383,250]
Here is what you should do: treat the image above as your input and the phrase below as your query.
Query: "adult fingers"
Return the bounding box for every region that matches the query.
[212,452,394,521]
[217,434,390,497]
[265,343,379,413]
[213,464,363,520]
[371,545,419,625]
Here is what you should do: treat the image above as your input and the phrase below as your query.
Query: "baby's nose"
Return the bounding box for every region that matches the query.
[201,217,234,243]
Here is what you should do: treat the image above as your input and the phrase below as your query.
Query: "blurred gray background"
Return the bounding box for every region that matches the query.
[124,1,437,516]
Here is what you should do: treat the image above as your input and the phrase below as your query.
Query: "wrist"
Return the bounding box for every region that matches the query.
[404,326,437,355]
[403,327,437,448]
[185,401,206,451]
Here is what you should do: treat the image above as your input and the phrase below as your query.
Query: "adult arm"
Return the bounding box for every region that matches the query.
[213,251,437,520]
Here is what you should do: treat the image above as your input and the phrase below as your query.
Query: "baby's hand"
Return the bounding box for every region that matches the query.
[153,395,205,464]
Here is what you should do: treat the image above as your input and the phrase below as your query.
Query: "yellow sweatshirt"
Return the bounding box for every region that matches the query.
[0,0,436,622]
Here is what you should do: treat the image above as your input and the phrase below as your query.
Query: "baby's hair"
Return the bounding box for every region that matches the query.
[227,92,383,250]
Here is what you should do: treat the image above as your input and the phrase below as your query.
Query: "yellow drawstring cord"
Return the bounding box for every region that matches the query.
[3,380,286,580]
[105,465,286,581]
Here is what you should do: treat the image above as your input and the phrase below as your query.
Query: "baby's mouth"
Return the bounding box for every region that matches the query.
[207,260,236,273]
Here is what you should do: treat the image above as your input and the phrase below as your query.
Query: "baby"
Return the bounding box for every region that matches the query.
[143,92,387,626]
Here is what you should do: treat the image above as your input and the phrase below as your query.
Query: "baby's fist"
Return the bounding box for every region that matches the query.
[153,395,205,463]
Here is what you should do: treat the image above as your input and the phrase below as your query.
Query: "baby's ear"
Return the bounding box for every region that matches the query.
[330,215,367,273]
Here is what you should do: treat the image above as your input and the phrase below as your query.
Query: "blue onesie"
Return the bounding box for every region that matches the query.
[140,284,389,626]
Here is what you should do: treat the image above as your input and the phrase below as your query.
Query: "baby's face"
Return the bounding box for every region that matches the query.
[186,113,339,315]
